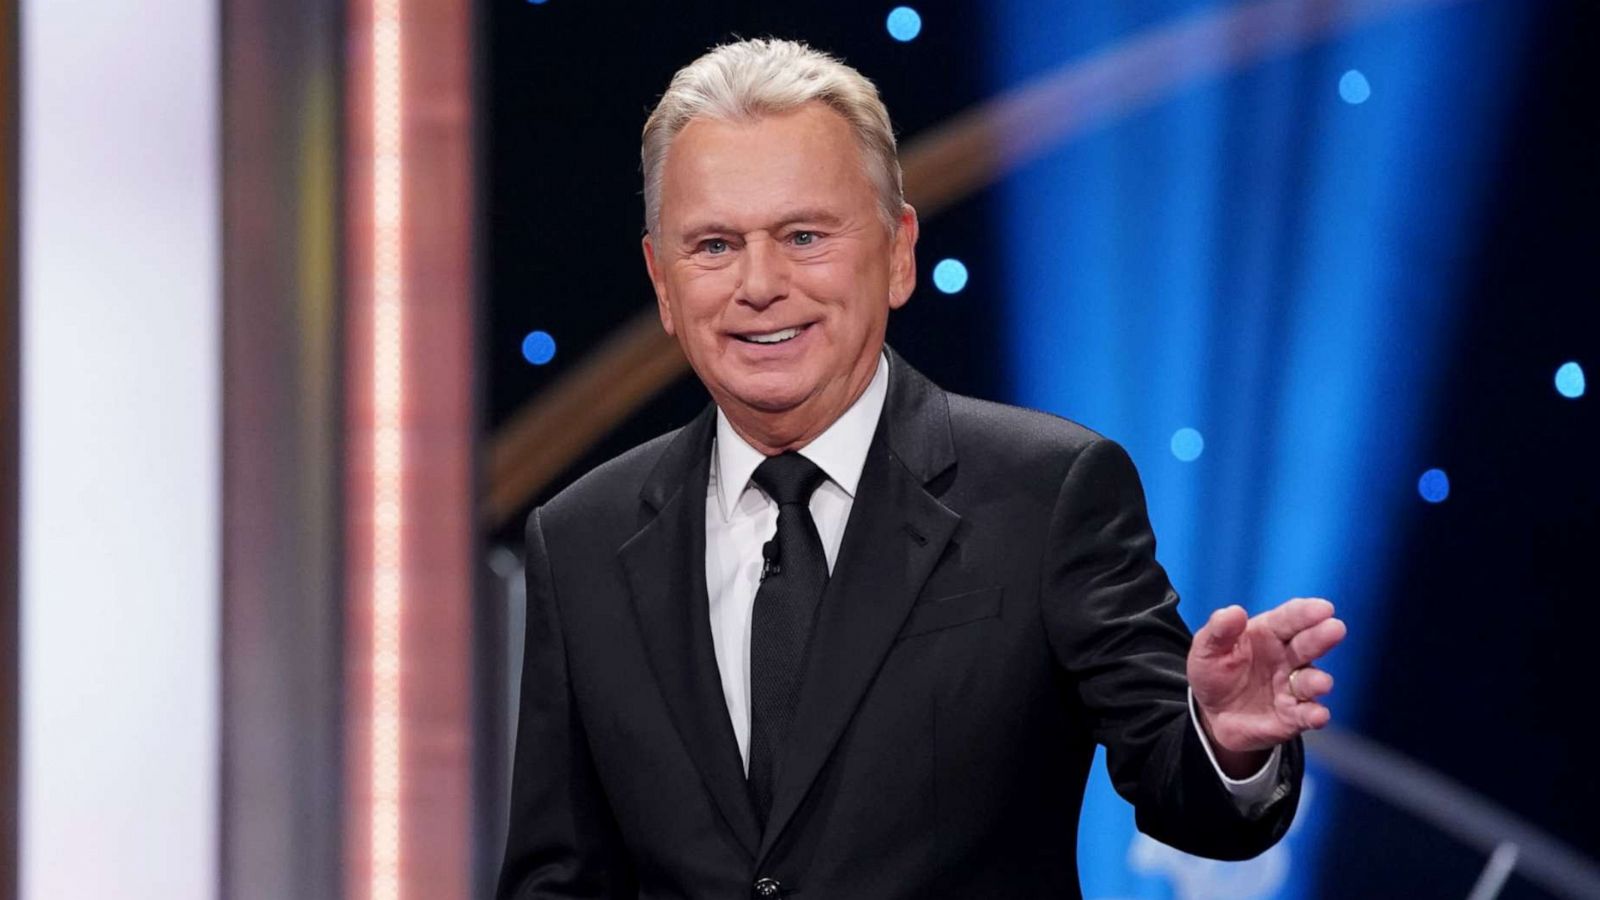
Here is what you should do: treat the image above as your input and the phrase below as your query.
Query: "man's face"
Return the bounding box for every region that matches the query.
[643,102,917,435]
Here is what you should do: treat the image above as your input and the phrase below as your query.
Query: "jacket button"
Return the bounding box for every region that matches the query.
[752,876,782,898]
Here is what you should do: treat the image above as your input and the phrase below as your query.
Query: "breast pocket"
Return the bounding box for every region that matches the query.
[897,586,1003,640]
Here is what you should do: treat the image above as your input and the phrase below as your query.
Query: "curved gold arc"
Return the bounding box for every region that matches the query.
[486,313,687,526]
[486,0,1465,527]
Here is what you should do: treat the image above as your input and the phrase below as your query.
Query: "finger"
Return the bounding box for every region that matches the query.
[1288,617,1347,668]
[1287,666,1334,701]
[1195,605,1248,658]
[1295,702,1331,731]
[1259,596,1335,642]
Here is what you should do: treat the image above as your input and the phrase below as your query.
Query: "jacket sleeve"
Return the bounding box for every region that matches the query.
[1039,438,1302,860]
[497,507,638,898]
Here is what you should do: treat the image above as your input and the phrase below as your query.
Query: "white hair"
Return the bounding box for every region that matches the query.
[641,38,903,235]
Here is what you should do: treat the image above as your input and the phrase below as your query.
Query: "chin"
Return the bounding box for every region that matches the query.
[732,387,811,415]
[722,372,816,415]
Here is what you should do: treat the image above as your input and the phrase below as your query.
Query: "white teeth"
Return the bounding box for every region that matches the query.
[743,327,801,344]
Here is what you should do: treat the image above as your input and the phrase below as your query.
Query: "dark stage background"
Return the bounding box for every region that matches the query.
[482,2,1598,897]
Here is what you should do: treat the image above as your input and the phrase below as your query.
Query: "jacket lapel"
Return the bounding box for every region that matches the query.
[757,349,961,862]
[618,406,763,858]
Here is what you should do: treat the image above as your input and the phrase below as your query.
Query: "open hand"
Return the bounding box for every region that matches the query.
[1187,597,1347,754]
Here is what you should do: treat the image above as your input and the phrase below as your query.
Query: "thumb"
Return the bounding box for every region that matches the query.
[1196,605,1248,658]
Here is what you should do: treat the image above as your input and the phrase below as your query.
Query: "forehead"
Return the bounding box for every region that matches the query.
[658,103,876,228]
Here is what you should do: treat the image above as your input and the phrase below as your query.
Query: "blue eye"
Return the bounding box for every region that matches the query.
[702,238,730,255]
[792,231,817,246]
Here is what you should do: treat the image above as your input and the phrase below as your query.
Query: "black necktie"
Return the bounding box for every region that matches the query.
[747,452,830,827]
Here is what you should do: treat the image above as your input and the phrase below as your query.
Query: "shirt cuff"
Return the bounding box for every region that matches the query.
[1188,688,1287,816]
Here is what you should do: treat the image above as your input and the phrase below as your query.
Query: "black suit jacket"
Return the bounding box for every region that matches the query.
[498,348,1301,899]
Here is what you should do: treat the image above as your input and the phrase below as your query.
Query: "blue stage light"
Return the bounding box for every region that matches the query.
[1555,361,1585,399]
[1418,468,1449,503]
[1339,69,1371,105]
[932,258,969,294]
[1170,427,1204,462]
[522,330,557,365]
[527,0,549,5]
[887,6,922,42]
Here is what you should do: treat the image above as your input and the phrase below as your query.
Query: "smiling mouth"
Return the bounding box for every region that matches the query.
[733,323,811,345]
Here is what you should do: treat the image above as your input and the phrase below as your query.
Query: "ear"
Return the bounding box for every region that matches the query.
[887,203,919,311]
[641,232,676,336]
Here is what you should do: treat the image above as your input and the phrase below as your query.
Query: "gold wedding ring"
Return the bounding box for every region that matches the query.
[1288,668,1303,701]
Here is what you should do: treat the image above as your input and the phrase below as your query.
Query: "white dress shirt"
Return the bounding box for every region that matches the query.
[704,352,1281,810]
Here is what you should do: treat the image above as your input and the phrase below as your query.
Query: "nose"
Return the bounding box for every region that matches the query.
[736,235,789,311]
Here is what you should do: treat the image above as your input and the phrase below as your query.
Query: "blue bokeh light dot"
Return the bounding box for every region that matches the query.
[1418,468,1450,503]
[1339,69,1371,105]
[886,6,922,42]
[1170,427,1204,462]
[521,330,557,366]
[932,258,969,294]
[1555,361,1585,399]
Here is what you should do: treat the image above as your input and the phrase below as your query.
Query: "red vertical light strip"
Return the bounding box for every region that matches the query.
[368,0,403,897]
[347,0,473,895]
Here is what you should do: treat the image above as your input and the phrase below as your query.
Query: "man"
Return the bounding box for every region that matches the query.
[498,38,1345,899]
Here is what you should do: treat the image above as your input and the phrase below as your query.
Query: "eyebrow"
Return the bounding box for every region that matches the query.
[678,208,846,243]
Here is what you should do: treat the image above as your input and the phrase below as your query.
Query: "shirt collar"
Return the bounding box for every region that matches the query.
[712,352,890,521]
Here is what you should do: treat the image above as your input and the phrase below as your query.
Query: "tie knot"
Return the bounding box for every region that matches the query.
[751,452,828,506]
